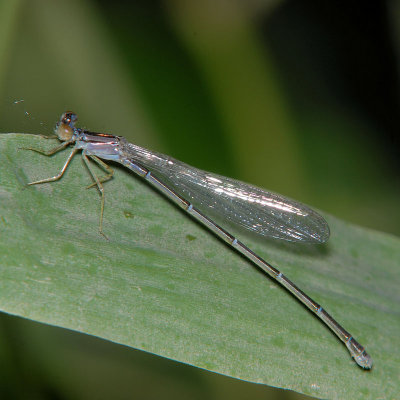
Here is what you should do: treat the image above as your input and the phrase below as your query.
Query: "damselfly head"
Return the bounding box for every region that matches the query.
[54,111,77,141]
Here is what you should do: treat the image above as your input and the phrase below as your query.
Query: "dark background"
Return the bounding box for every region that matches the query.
[0,0,398,399]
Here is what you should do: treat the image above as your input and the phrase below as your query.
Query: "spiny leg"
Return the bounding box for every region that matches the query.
[35,134,59,140]
[81,153,110,239]
[85,155,114,189]
[41,134,58,140]
[21,139,74,157]
[26,148,78,186]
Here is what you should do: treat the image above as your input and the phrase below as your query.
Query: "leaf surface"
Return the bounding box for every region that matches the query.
[0,134,398,399]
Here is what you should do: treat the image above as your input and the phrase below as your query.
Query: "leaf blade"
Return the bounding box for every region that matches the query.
[1,133,399,399]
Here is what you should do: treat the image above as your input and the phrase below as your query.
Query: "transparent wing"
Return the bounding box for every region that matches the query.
[120,140,330,243]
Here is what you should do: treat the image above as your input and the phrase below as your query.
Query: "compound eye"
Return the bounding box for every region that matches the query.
[61,111,77,126]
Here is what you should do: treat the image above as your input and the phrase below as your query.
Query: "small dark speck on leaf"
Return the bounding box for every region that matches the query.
[124,210,134,218]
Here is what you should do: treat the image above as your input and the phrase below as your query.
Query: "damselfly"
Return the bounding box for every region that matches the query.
[24,112,372,369]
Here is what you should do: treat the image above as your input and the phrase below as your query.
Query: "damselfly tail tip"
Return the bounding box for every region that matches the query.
[346,338,373,369]
[354,350,373,370]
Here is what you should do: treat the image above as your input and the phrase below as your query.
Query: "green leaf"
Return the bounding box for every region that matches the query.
[1,134,399,399]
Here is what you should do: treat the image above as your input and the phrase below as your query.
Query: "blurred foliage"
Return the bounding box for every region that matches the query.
[0,0,399,399]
